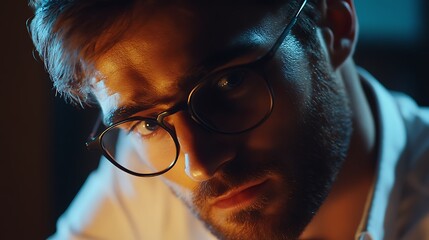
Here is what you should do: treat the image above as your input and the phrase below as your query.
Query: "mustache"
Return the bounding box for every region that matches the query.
[193,156,281,200]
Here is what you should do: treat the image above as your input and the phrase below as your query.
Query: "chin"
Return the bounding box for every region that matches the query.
[190,172,323,240]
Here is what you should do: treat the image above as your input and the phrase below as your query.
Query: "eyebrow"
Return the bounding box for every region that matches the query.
[104,105,150,126]
[104,41,263,126]
[104,99,171,126]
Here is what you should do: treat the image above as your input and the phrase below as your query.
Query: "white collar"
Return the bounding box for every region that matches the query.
[356,68,407,240]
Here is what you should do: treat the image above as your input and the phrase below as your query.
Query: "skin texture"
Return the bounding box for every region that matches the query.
[90,1,376,239]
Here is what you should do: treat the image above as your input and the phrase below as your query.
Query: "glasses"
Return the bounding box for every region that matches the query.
[86,0,308,177]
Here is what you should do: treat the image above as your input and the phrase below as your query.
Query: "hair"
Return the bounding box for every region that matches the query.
[28,0,135,105]
[28,0,321,106]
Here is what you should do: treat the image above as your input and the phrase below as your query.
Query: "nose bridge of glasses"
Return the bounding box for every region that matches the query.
[156,101,189,127]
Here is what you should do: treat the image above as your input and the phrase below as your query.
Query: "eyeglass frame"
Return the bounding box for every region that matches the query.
[86,0,308,177]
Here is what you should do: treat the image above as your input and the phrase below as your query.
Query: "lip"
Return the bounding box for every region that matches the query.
[212,178,269,209]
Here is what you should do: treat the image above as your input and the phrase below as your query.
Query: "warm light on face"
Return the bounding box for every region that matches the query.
[89,1,354,239]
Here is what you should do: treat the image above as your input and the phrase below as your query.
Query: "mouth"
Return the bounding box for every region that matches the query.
[212,178,269,210]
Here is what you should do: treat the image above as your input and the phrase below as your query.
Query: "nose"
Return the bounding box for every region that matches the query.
[169,112,236,182]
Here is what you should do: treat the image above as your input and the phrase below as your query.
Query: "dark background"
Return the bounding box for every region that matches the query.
[1,1,428,239]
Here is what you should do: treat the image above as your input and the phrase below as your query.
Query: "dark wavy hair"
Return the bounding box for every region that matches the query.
[28,0,320,106]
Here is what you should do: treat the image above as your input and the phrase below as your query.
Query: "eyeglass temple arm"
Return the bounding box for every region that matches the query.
[263,0,308,60]
[83,1,307,152]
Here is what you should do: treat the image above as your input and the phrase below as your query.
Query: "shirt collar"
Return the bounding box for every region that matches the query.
[356,68,407,240]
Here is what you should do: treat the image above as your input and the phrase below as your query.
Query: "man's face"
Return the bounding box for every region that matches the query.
[90,2,352,239]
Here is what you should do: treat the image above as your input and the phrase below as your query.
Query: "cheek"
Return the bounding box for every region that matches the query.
[159,164,195,204]
[245,97,300,152]
[160,154,198,190]
[247,45,312,150]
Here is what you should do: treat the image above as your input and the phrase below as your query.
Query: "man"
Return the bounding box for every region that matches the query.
[29,0,429,239]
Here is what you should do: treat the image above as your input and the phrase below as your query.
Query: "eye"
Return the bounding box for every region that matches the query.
[130,120,160,137]
[216,71,245,91]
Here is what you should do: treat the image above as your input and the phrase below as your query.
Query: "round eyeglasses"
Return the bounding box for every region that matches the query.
[86,0,307,177]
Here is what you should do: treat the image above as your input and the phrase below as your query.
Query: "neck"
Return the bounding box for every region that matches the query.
[300,59,377,240]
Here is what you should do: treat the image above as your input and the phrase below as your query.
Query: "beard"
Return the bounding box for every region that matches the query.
[164,34,353,239]
[167,64,353,240]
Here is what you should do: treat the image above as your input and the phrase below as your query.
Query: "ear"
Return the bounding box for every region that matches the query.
[318,0,358,69]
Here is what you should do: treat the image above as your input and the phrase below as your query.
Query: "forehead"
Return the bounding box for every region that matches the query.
[92,1,290,123]
[95,1,288,69]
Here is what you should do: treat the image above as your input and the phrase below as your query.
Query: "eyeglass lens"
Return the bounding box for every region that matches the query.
[102,120,177,174]
[190,67,272,133]
[101,66,272,175]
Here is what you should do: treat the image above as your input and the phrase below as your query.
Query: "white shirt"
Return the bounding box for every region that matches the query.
[50,70,429,240]
[356,69,429,240]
